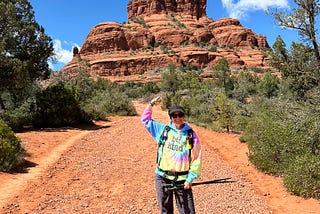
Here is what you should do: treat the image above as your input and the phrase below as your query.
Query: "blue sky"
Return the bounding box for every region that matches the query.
[29,0,299,71]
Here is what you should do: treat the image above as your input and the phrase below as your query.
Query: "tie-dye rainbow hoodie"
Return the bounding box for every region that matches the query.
[141,107,202,183]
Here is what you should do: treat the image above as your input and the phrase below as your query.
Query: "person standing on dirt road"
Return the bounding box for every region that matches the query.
[141,96,202,214]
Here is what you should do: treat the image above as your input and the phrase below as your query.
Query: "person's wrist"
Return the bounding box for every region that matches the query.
[149,101,154,107]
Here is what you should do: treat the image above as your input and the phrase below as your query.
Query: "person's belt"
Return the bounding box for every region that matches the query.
[158,168,189,176]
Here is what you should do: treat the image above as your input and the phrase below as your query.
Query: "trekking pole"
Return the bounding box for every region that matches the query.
[163,177,235,193]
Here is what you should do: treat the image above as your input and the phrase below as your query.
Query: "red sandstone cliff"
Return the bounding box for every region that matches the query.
[127,0,207,19]
[63,0,271,82]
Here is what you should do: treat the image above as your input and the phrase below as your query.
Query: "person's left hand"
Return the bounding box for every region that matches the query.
[184,182,192,190]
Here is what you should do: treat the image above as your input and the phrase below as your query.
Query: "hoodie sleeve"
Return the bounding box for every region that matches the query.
[186,131,202,183]
[141,107,165,141]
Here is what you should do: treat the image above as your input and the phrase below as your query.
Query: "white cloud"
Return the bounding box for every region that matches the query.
[49,39,79,71]
[221,0,289,20]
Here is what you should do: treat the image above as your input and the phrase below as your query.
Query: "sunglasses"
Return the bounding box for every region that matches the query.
[171,113,185,118]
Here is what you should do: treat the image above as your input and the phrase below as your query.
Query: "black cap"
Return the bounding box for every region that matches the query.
[168,105,185,117]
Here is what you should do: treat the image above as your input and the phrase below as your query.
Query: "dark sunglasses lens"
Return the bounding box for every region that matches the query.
[172,113,184,118]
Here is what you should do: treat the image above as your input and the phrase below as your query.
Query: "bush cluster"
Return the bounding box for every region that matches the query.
[0,69,137,171]
[243,98,320,198]
[33,83,86,127]
[0,119,26,172]
[139,61,320,199]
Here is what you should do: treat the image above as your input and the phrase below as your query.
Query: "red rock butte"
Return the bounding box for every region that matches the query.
[127,0,207,19]
[63,0,271,82]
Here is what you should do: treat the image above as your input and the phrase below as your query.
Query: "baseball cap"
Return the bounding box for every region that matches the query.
[168,105,185,117]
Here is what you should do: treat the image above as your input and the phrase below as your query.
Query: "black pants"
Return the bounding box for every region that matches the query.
[155,175,195,214]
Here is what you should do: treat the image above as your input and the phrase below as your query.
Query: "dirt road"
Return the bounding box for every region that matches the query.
[0,102,319,213]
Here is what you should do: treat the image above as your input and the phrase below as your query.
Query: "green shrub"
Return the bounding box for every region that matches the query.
[1,97,36,131]
[36,71,137,126]
[33,83,88,127]
[284,153,320,199]
[232,71,259,102]
[0,119,26,172]
[130,16,147,28]
[178,70,202,90]
[0,82,42,131]
[120,81,143,98]
[244,98,320,183]
[208,45,217,52]
[195,41,210,48]
[140,82,160,98]
[159,65,180,94]
[212,58,234,96]
[244,99,300,175]
[167,14,186,29]
[83,90,136,119]
[215,92,236,132]
[258,72,280,98]
[161,93,173,110]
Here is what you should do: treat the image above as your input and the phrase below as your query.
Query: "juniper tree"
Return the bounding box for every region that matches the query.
[0,0,54,110]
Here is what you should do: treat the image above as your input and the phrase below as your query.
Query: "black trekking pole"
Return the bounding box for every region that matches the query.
[163,177,235,193]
